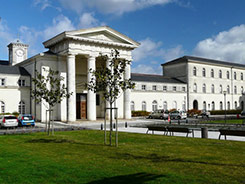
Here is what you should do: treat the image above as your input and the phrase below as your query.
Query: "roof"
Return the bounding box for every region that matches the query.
[0,60,9,65]
[0,65,30,76]
[162,55,245,68]
[131,73,186,84]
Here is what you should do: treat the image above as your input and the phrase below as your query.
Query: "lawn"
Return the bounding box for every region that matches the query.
[200,119,245,124]
[0,130,244,184]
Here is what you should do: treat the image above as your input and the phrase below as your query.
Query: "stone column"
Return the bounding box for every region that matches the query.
[124,62,131,119]
[67,54,76,122]
[87,55,96,121]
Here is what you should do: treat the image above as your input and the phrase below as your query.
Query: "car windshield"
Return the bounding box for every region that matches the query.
[5,116,17,119]
[23,116,33,120]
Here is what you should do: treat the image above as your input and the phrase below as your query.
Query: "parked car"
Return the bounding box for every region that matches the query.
[169,110,187,120]
[148,109,169,119]
[194,110,210,118]
[0,115,18,128]
[18,114,35,126]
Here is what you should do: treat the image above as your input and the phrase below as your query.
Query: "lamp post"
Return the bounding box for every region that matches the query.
[223,91,227,124]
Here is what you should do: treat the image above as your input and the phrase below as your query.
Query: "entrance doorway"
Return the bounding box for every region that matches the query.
[76,94,87,119]
[193,100,198,110]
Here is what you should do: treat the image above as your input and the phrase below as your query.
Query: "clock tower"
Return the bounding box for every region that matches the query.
[8,40,28,65]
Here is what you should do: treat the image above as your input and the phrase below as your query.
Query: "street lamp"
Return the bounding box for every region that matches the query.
[223,91,227,124]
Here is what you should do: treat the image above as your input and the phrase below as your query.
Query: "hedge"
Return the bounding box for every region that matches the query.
[210,109,242,115]
[132,111,150,117]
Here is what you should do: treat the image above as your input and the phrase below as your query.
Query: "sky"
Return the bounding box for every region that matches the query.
[1,0,245,74]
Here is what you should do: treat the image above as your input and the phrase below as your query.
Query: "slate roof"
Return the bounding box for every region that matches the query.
[162,55,245,68]
[0,60,9,65]
[0,65,30,76]
[131,73,186,84]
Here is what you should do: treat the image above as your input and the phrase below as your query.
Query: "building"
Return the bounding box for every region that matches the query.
[1,27,245,122]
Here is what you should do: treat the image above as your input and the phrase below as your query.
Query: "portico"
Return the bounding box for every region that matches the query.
[42,26,139,122]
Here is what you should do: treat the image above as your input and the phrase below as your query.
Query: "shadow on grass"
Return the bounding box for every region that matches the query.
[112,153,245,168]
[87,172,165,184]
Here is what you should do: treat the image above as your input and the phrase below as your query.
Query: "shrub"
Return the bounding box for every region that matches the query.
[132,111,150,117]
[188,109,201,117]
[0,112,11,115]
[169,109,177,112]
[210,109,241,115]
[12,111,19,117]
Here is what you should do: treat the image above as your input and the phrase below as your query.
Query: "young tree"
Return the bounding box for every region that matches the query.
[32,68,72,135]
[86,49,135,145]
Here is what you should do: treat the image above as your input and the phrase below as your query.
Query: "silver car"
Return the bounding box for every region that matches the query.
[169,110,187,120]
[0,115,18,128]
[148,110,169,119]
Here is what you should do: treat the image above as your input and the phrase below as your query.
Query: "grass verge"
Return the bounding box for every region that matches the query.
[0,130,244,184]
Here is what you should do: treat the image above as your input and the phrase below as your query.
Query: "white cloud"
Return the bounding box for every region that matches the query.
[78,13,104,29]
[194,24,245,63]
[132,64,162,74]
[132,38,184,62]
[33,0,62,11]
[58,0,173,15]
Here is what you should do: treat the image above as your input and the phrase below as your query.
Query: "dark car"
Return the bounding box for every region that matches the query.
[18,114,35,126]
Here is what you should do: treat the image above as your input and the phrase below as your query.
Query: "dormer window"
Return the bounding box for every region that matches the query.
[141,85,146,90]
[18,79,25,87]
[0,78,5,86]
[152,85,157,91]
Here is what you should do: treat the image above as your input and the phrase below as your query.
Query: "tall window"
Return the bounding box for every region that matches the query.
[234,86,237,94]
[241,73,244,80]
[163,86,167,91]
[173,86,177,91]
[142,101,146,111]
[18,101,25,114]
[203,101,207,110]
[202,68,206,77]
[0,101,5,113]
[235,101,237,109]
[193,67,197,76]
[227,101,230,110]
[234,72,237,80]
[182,101,186,111]
[0,78,5,86]
[227,85,230,94]
[130,101,135,111]
[163,101,168,110]
[172,101,177,109]
[141,85,146,90]
[193,83,197,93]
[211,101,215,110]
[220,101,223,110]
[219,70,222,78]
[152,85,157,91]
[202,84,206,93]
[226,71,230,79]
[182,87,185,92]
[211,69,214,78]
[152,100,158,111]
[219,85,222,94]
[241,86,244,94]
[211,84,215,93]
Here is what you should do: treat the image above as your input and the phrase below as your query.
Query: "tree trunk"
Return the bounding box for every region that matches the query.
[109,102,113,146]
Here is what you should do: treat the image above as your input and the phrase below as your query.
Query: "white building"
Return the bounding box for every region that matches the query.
[1,27,245,122]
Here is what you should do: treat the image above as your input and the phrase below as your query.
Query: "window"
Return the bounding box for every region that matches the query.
[163,101,168,110]
[211,69,214,78]
[18,79,25,87]
[202,68,206,77]
[203,101,207,110]
[227,71,230,79]
[173,86,177,91]
[130,101,135,111]
[152,85,157,91]
[227,85,230,94]
[182,101,186,111]
[219,70,222,78]
[235,101,238,109]
[227,101,230,110]
[193,67,197,76]
[152,100,158,111]
[182,87,185,92]
[219,85,223,94]
[211,101,215,110]
[211,84,215,93]
[202,84,206,93]
[163,86,167,91]
[142,101,146,111]
[234,72,237,80]
[96,94,100,106]
[0,101,5,113]
[241,86,244,94]
[18,101,25,114]
[172,101,177,109]
[241,73,244,80]
[220,101,223,110]
[234,86,237,94]
[0,78,5,86]
[193,83,197,93]
[141,85,146,90]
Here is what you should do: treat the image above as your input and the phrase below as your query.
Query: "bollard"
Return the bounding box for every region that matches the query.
[101,123,103,130]
[125,122,127,128]
[201,127,208,138]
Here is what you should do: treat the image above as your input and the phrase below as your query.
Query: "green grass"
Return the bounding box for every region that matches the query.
[200,119,245,124]
[0,130,245,184]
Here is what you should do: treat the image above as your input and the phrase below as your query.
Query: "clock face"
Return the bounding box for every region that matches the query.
[16,49,24,57]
